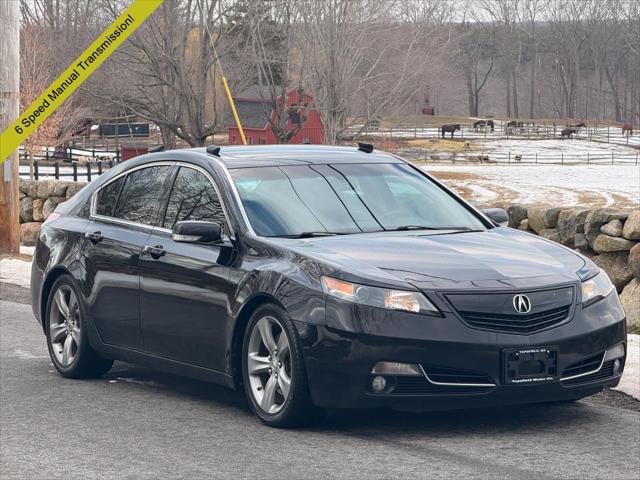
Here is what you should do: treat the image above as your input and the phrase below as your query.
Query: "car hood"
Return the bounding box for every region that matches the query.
[275,228,585,290]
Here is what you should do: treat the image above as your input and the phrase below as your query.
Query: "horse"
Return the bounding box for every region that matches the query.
[441,123,460,138]
[560,127,577,138]
[473,119,494,132]
[571,122,587,129]
[506,120,524,134]
[622,123,633,136]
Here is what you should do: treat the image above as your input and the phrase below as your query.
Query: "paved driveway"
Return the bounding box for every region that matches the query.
[1,297,639,480]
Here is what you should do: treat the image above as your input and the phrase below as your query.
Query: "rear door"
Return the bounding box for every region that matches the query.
[139,164,235,369]
[84,163,173,350]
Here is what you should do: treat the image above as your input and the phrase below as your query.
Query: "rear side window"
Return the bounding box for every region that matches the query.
[113,166,172,225]
[95,176,125,217]
[162,167,227,231]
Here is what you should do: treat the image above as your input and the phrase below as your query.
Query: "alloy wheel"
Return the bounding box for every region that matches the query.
[247,316,292,414]
[49,285,81,367]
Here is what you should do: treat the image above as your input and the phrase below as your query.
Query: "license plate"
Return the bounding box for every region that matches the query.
[503,347,558,385]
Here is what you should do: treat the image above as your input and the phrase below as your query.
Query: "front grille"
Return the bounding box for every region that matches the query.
[561,353,604,379]
[561,360,616,386]
[392,376,494,395]
[457,305,571,334]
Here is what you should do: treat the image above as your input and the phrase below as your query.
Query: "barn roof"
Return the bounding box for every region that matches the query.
[226,99,271,129]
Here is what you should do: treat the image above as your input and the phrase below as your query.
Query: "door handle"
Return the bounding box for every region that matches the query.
[142,245,166,259]
[84,231,103,244]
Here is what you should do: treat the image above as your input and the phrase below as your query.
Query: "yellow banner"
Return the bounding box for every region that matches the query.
[0,0,164,163]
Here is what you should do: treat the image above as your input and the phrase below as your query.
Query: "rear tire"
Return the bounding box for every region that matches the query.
[242,303,324,428]
[45,275,113,378]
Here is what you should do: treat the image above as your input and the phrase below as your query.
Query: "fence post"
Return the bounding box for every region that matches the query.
[607,126,610,141]
[535,152,538,164]
[587,152,590,164]
[34,161,39,180]
[561,152,564,164]
[54,162,59,180]
[45,148,49,161]
[611,152,614,164]
[92,149,95,161]
[72,162,78,182]
[636,153,638,165]
[116,149,120,163]
[98,160,103,175]
[86,162,92,182]
[508,151,511,163]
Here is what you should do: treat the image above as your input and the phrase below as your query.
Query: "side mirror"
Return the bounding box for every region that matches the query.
[481,208,508,226]
[172,220,222,244]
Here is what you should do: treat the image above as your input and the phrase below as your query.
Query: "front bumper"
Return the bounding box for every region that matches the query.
[296,292,626,410]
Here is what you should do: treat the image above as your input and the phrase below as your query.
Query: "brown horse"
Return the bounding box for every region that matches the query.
[441,123,460,138]
[560,127,577,138]
[473,119,494,132]
[571,122,587,129]
[622,123,633,135]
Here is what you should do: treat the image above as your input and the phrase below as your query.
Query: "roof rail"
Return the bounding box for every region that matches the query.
[357,142,374,153]
[206,144,221,157]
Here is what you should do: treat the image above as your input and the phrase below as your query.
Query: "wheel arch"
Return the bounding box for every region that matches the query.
[230,293,286,390]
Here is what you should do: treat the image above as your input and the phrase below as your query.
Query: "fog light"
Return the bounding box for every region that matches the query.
[371,375,387,393]
[613,359,622,374]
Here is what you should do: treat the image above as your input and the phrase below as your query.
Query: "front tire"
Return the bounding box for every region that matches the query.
[242,303,322,427]
[45,275,113,378]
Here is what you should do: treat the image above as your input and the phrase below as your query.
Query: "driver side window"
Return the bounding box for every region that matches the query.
[162,166,227,233]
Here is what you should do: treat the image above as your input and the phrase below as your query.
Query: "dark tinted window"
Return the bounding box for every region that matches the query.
[163,167,227,231]
[95,176,124,217]
[113,166,171,225]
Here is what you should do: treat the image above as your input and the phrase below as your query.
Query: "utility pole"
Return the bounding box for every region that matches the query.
[0,0,20,254]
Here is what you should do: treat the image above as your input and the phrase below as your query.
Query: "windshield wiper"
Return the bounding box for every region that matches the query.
[271,231,348,239]
[389,225,476,231]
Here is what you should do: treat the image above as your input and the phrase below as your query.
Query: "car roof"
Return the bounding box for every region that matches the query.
[191,145,404,168]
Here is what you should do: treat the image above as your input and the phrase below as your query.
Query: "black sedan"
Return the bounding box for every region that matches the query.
[31,144,627,427]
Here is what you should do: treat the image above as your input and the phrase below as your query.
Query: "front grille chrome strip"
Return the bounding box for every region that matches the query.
[419,365,496,388]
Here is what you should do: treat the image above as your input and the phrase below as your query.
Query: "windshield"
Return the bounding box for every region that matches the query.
[230,163,486,237]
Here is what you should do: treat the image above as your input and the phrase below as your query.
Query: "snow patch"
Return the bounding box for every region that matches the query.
[0,258,32,288]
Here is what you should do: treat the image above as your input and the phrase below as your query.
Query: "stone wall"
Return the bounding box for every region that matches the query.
[506,204,640,328]
[19,179,87,246]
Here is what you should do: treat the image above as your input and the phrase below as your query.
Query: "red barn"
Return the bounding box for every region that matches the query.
[227,86,325,145]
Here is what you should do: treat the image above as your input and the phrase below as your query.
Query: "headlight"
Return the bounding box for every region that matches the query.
[581,271,615,306]
[321,276,440,315]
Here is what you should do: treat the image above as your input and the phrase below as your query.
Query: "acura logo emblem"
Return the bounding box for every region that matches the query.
[513,294,532,314]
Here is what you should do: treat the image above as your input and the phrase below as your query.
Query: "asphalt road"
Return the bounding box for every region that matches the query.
[1,291,639,480]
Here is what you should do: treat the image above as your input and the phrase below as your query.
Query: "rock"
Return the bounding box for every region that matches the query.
[507,204,528,229]
[43,197,65,220]
[539,229,560,243]
[20,222,41,246]
[622,209,640,240]
[19,178,31,194]
[19,190,26,199]
[526,207,548,234]
[66,182,87,200]
[557,208,590,247]
[592,234,636,253]
[518,219,530,231]
[53,182,69,197]
[620,279,640,330]
[27,180,38,198]
[628,243,640,281]
[32,198,45,222]
[19,197,33,223]
[600,219,623,237]
[584,208,629,245]
[593,252,633,292]
[36,180,58,199]
[574,233,589,250]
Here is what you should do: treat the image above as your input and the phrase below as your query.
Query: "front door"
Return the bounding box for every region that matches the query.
[139,165,236,370]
